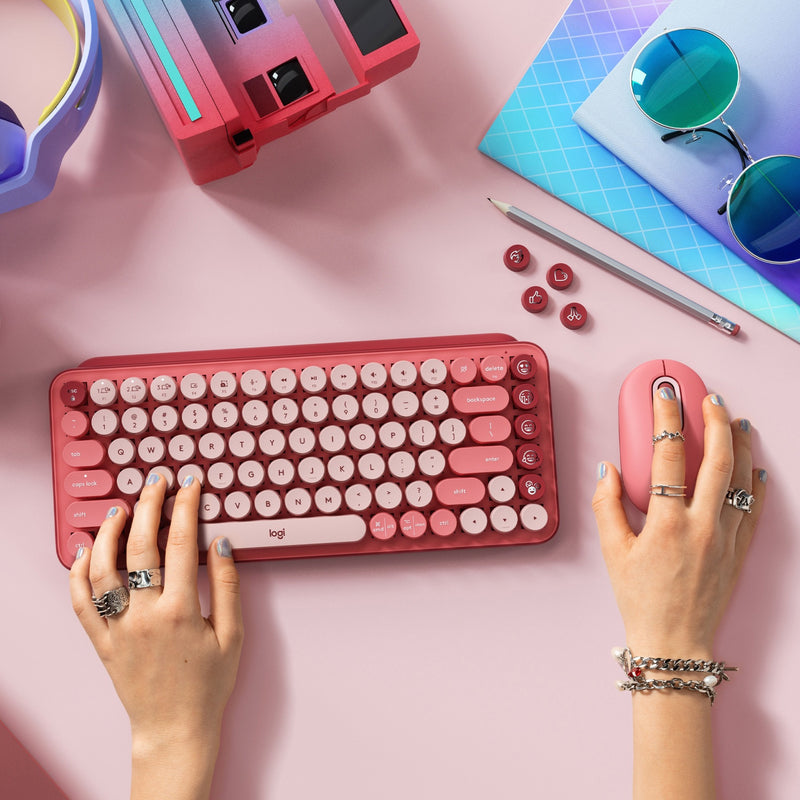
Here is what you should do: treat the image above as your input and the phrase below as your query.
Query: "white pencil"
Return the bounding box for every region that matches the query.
[489,198,740,336]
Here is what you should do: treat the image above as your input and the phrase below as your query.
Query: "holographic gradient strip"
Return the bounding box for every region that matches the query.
[129,0,202,121]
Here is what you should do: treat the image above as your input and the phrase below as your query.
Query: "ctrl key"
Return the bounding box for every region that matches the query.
[65,531,95,564]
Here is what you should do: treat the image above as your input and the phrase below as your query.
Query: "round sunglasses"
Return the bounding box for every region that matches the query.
[630,27,800,266]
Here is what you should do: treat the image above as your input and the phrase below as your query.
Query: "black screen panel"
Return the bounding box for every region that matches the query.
[333,0,407,55]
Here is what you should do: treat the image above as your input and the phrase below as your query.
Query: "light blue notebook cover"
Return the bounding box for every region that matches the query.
[478,0,800,342]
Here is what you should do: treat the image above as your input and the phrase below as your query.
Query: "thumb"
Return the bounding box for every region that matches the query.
[592,462,635,559]
[207,537,244,654]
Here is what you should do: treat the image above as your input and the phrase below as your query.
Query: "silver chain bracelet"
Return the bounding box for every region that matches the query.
[612,647,737,706]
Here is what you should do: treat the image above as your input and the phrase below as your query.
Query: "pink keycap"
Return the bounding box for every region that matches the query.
[370,512,397,540]
[65,499,130,528]
[400,510,427,538]
[452,386,509,414]
[448,446,514,475]
[61,410,89,437]
[64,470,114,498]
[66,531,95,563]
[468,415,512,443]
[429,509,457,536]
[450,357,477,384]
[434,477,486,505]
[480,355,507,383]
[62,439,104,468]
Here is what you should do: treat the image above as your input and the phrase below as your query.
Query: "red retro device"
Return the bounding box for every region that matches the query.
[102,0,419,183]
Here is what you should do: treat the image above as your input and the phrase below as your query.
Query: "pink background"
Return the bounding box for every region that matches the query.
[1,1,798,797]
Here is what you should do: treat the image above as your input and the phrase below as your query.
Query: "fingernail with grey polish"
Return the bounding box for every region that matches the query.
[711,394,725,406]
[759,469,768,483]
[659,386,675,401]
[740,419,751,432]
[106,506,119,519]
[182,475,194,489]
[146,472,160,486]
[75,545,85,561]
[597,462,607,480]
[216,537,232,558]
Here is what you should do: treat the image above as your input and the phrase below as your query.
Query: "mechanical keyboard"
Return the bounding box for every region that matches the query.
[49,334,559,567]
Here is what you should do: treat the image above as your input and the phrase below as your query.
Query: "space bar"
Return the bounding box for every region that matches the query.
[198,515,367,550]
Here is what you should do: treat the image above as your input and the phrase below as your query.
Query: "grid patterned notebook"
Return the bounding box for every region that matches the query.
[479,0,800,343]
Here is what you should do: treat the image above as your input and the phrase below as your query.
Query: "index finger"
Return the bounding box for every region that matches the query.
[163,475,202,600]
[648,384,687,510]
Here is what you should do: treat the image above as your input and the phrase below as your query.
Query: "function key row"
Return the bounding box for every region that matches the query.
[61,355,539,407]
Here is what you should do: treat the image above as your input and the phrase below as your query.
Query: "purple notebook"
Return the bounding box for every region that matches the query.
[573,0,800,304]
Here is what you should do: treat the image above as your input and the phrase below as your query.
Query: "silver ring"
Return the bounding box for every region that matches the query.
[649,484,687,497]
[128,568,163,590]
[92,586,130,618]
[652,430,685,444]
[725,487,754,513]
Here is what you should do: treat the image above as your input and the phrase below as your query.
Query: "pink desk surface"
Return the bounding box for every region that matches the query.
[1,1,798,797]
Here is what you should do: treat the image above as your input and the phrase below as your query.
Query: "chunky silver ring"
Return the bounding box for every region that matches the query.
[649,484,687,497]
[652,430,685,444]
[128,568,163,590]
[725,487,754,513]
[92,586,130,618]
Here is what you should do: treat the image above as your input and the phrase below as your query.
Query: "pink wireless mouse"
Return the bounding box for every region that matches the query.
[619,359,708,512]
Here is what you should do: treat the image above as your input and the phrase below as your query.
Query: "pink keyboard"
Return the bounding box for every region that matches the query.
[49,334,558,567]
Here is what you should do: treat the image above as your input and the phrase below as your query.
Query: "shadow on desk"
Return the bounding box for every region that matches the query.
[210,567,286,798]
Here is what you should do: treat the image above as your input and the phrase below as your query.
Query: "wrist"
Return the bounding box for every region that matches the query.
[131,727,221,800]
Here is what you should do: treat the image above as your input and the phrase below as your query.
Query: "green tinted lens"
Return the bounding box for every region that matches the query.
[631,28,739,129]
[728,155,800,265]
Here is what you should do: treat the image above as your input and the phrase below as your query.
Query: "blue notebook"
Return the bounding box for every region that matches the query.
[478,0,800,342]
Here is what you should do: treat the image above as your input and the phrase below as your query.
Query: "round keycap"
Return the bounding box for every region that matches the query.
[521,286,548,313]
[430,509,457,537]
[546,262,574,289]
[60,381,86,407]
[518,474,545,501]
[503,244,530,271]
[514,413,540,440]
[480,355,507,383]
[560,302,588,329]
[510,355,536,380]
[450,357,477,384]
[516,443,543,469]
[400,510,427,538]
[370,512,397,540]
[61,410,89,437]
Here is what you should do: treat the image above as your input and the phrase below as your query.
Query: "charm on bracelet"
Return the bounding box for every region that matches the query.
[612,646,737,706]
